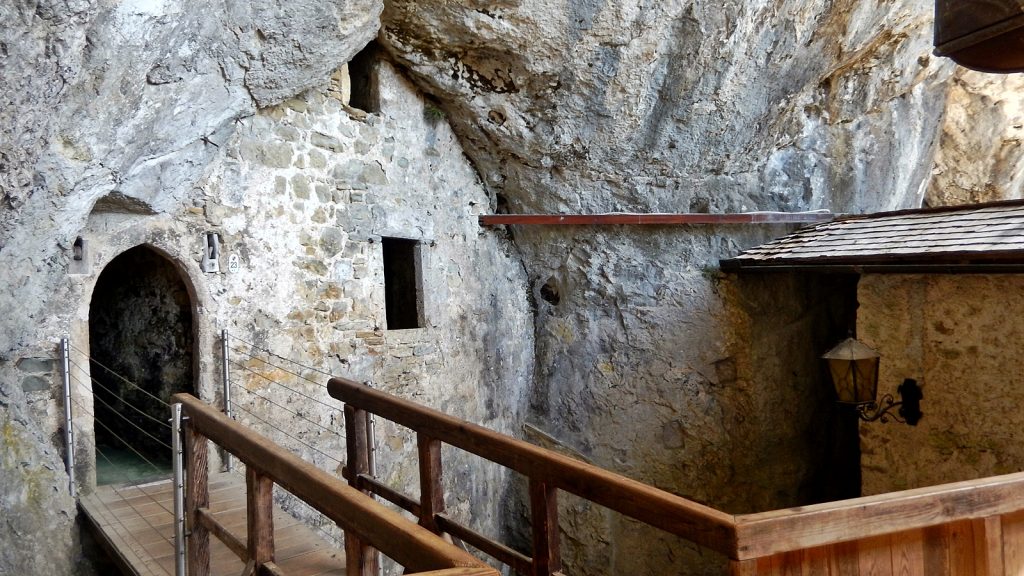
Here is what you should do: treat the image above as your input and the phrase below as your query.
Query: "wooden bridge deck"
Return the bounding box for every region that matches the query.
[79,472,345,576]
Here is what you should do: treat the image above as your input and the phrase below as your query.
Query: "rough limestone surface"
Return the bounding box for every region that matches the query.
[6,1,1024,575]
[926,72,1024,207]
[376,1,1024,574]
[1,39,535,571]
[858,274,1024,496]
[0,370,79,575]
[0,0,381,358]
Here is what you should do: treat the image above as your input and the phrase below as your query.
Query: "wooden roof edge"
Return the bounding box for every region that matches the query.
[828,198,1024,224]
[720,252,1024,274]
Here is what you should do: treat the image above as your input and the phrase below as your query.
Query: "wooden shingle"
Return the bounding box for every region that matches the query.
[721,200,1024,272]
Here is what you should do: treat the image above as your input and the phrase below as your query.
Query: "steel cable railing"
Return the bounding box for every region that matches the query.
[229,391,343,466]
[61,332,367,573]
[228,342,345,412]
[67,388,176,575]
[69,343,171,409]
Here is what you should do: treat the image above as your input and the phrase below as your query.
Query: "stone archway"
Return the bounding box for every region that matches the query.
[88,245,195,483]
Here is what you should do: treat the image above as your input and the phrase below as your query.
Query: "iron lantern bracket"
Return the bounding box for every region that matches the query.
[854,378,923,426]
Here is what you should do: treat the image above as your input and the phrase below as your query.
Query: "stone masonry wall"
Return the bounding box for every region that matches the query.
[858,274,1024,495]
[1,39,533,576]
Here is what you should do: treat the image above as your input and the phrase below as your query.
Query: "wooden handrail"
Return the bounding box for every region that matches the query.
[327,377,736,557]
[171,393,498,575]
[328,376,1024,574]
[733,469,1024,560]
[174,378,1024,574]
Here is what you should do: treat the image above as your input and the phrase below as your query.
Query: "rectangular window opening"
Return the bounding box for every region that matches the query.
[382,237,424,330]
[348,42,381,114]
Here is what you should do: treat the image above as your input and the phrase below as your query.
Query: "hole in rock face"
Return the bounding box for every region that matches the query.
[540,277,561,306]
[89,245,194,483]
[495,193,510,214]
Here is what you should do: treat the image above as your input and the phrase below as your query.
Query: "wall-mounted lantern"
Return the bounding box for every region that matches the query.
[822,337,922,425]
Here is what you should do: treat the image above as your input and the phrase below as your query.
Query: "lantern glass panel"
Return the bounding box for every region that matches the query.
[823,338,881,405]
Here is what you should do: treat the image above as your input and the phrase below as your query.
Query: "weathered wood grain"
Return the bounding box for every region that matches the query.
[174,392,492,574]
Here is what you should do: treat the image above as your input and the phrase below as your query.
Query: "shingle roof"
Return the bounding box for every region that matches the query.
[720,200,1024,272]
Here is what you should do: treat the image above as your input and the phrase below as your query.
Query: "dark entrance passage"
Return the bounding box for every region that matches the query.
[89,245,195,484]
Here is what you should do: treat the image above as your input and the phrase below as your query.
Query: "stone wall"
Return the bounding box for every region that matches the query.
[0,20,533,573]
[858,274,1024,495]
[7,1,1024,575]
[371,2,1024,573]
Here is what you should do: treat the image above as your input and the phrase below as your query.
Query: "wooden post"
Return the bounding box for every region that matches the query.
[185,420,211,576]
[345,404,380,576]
[247,466,275,570]
[418,433,444,533]
[529,479,561,576]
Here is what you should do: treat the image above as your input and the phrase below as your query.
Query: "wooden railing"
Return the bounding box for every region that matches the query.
[730,471,1024,575]
[328,376,737,575]
[171,393,499,576]
[328,377,1024,576]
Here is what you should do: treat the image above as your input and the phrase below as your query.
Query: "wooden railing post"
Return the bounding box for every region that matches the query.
[418,433,444,533]
[185,418,211,576]
[246,466,275,571]
[529,479,561,576]
[345,404,380,576]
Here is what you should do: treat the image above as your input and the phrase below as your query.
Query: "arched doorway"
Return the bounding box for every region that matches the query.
[89,245,195,484]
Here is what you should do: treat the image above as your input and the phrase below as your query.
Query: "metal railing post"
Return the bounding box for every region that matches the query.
[60,337,76,498]
[221,329,232,472]
[172,403,186,576]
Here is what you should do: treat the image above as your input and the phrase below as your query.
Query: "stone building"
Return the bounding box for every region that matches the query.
[3,1,1024,575]
[724,201,1024,497]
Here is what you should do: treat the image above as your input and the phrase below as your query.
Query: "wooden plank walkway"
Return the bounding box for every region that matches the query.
[79,472,345,576]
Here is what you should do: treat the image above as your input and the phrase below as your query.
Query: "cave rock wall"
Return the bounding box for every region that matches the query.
[0,4,533,572]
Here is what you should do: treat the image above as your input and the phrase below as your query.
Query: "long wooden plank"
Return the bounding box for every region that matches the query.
[173,393,494,574]
[923,524,951,576]
[803,546,829,576]
[829,539,860,576]
[82,471,348,576]
[434,514,532,575]
[1000,510,1024,575]
[351,472,421,516]
[948,520,975,576]
[327,377,737,557]
[196,507,247,561]
[477,212,833,226]
[734,471,1024,559]
[79,496,171,576]
[405,565,505,569]
[890,529,924,576]
[858,534,893,576]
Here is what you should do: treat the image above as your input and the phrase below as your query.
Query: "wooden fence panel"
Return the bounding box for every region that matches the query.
[1001,510,1024,575]
[974,516,1004,576]
[829,539,860,576]
[922,524,951,576]
[730,521,1007,576]
[857,534,893,576]
[891,529,924,576]
[947,520,976,576]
